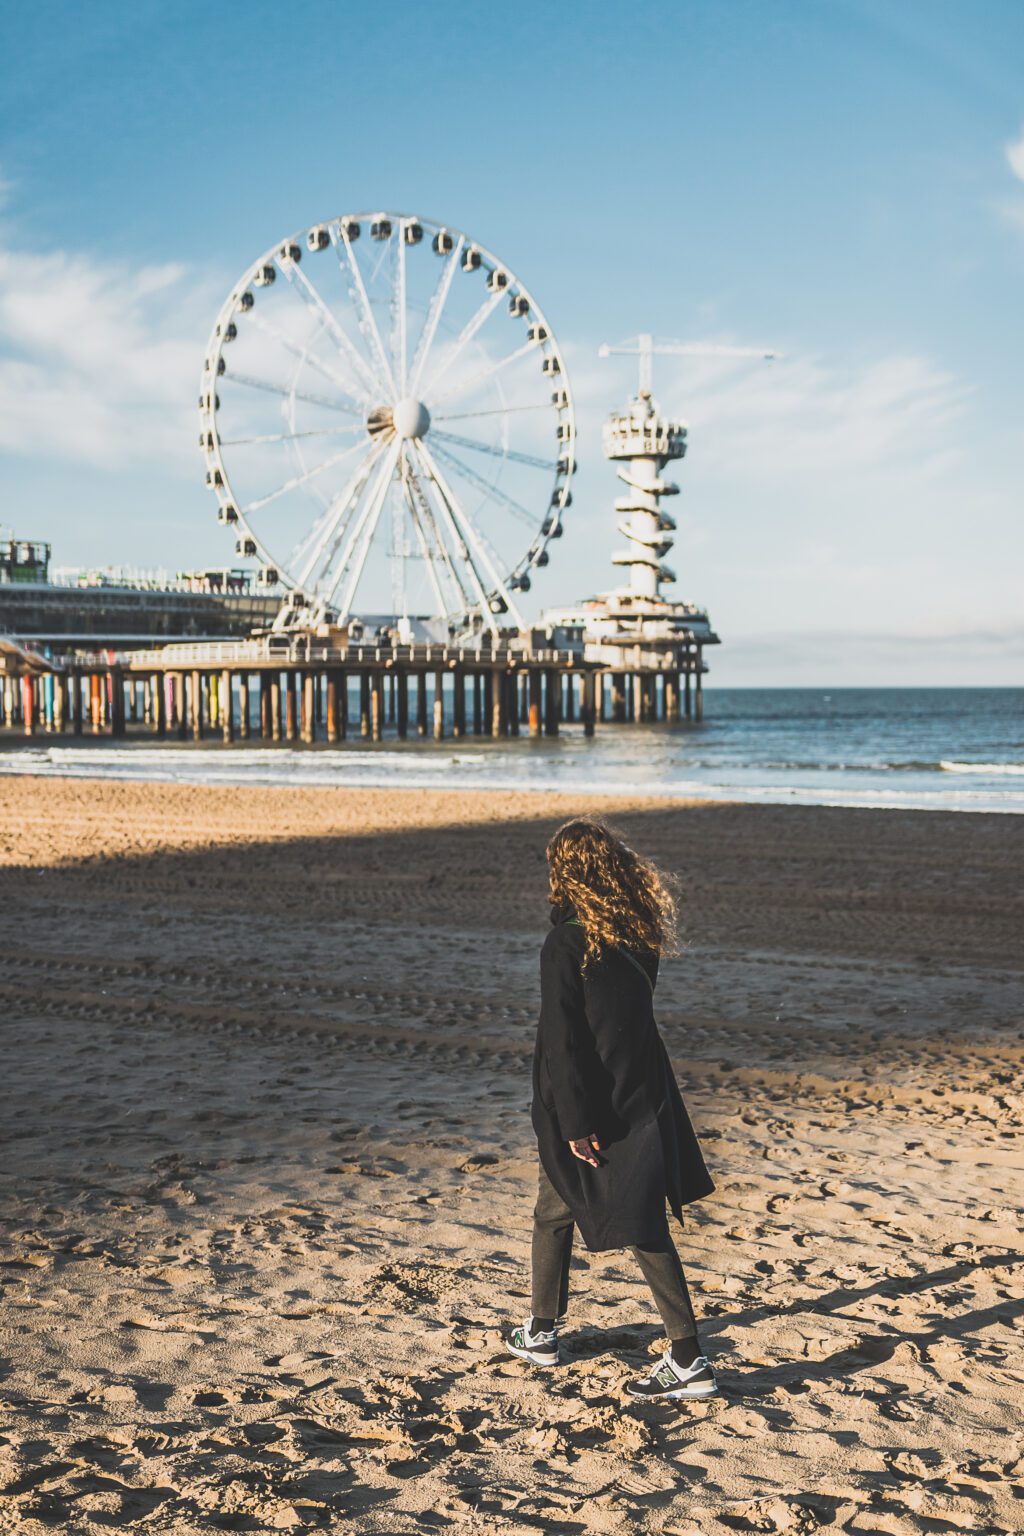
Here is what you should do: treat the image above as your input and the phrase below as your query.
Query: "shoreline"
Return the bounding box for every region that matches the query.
[0,740,1020,814]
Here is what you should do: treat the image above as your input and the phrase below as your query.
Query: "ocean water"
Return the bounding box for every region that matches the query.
[0,688,1021,814]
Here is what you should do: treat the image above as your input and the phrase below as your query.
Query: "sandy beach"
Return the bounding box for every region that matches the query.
[1,777,1021,1535]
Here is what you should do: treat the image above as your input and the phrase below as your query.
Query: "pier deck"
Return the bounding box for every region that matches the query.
[0,634,709,743]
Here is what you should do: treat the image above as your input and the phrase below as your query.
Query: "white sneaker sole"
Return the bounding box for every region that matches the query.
[506,1341,559,1367]
[627,1378,718,1400]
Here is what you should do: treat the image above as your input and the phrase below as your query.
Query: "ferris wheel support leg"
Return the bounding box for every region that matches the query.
[416,672,428,737]
[433,668,445,741]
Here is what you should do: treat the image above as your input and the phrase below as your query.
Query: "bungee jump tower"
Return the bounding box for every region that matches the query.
[541,335,771,723]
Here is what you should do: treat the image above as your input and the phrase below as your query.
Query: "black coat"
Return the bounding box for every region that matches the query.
[530,908,714,1251]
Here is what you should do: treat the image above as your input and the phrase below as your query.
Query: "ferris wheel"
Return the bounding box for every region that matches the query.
[199,212,577,635]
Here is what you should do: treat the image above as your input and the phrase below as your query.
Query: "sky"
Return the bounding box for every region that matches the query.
[1,0,1022,685]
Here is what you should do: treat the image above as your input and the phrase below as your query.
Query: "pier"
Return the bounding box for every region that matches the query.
[0,633,708,745]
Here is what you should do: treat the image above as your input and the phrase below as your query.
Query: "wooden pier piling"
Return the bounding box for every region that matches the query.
[0,634,716,752]
[528,670,542,737]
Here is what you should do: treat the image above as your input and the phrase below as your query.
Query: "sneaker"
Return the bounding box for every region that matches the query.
[505,1316,559,1367]
[626,1348,718,1400]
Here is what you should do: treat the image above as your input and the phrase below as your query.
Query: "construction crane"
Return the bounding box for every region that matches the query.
[598,332,777,396]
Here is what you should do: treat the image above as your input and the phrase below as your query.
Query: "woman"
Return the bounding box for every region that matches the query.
[505,816,717,1400]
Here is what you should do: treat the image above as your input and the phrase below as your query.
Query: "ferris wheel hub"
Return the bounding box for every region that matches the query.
[392,396,431,440]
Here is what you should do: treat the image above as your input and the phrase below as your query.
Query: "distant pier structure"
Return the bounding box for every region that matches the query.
[1,212,774,747]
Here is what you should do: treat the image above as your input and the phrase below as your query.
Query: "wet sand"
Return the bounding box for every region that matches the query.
[1,778,1022,1534]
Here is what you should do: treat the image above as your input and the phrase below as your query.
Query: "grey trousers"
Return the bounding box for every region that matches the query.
[530,1159,698,1341]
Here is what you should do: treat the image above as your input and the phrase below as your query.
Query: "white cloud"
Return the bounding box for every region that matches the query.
[1007,127,1024,182]
[0,244,215,471]
[565,339,969,485]
[676,350,968,479]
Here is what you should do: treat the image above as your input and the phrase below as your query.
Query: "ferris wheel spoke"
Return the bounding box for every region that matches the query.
[242,436,369,515]
[406,441,498,631]
[428,338,537,408]
[245,311,366,410]
[219,423,366,447]
[415,440,525,630]
[282,261,382,401]
[226,369,358,414]
[291,441,385,590]
[391,226,408,394]
[403,454,474,614]
[431,428,556,471]
[419,287,506,399]
[336,227,397,401]
[407,236,464,396]
[400,461,459,618]
[432,403,551,422]
[430,443,541,532]
[323,440,400,617]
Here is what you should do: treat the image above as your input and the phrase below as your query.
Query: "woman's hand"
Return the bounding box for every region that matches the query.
[569,1133,601,1167]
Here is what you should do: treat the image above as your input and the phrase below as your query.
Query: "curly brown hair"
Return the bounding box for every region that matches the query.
[546,817,679,970]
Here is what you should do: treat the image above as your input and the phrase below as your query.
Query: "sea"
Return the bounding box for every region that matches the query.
[1,688,1021,814]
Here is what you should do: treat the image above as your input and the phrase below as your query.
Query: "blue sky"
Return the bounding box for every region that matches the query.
[1,0,1022,684]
